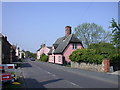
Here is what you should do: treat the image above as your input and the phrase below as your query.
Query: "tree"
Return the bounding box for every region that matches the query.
[88,42,120,70]
[74,23,112,47]
[25,51,31,58]
[109,18,120,51]
[88,42,117,58]
[25,51,35,58]
[22,53,25,58]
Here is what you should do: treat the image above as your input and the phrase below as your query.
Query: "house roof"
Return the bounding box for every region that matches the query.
[37,48,41,51]
[37,46,52,52]
[47,47,52,49]
[0,33,2,37]
[48,48,53,54]
[48,34,82,54]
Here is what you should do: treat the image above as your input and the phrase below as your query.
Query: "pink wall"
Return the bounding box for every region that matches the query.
[55,54,63,64]
[63,43,82,63]
[48,43,83,64]
[49,54,63,64]
[49,54,54,63]
[39,47,50,56]
[36,46,50,60]
[36,51,40,60]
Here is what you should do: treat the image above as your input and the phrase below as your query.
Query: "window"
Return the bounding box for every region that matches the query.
[52,56,54,61]
[58,56,61,62]
[73,43,77,49]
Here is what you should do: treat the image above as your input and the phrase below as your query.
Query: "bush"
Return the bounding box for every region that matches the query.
[69,49,104,64]
[109,53,120,70]
[88,43,117,58]
[40,54,49,62]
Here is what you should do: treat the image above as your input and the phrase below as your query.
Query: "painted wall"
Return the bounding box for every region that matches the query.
[36,51,40,59]
[54,54,63,64]
[40,47,50,56]
[37,46,50,60]
[0,37,2,64]
[48,54,54,63]
[63,43,82,63]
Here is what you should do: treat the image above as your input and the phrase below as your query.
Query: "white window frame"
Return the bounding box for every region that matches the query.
[73,43,77,49]
[52,56,54,61]
[58,56,61,62]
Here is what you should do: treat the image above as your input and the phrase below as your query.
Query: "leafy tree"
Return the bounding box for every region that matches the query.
[74,23,112,47]
[109,53,120,70]
[88,42,117,58]
[22,53,25,58]
[25,51,31,58]
[32,53,36,59]
[109,18,120,51]
[25,51,36,58]
[88,42,120,70]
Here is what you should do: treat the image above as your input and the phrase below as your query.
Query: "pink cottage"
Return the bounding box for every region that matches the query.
[36,44,51,60]
[48,26,83,65]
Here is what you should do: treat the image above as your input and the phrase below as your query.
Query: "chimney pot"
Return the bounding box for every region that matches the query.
[65,26,71,37]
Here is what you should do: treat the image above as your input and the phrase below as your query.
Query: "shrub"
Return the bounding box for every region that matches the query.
[88,43,117,58]
[40,54,49,62]
[109,53,120,70]
[69,48,104,64]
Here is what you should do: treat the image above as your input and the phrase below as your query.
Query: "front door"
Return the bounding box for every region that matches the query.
[54,56,55,63]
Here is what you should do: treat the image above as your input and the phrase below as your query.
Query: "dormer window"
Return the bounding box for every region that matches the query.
[63,40,65,42]
[73,43,77,49]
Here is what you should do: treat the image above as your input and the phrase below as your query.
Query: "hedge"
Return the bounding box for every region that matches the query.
[109,53,120,70]
[40,54,49,62]
[69,49,104,64]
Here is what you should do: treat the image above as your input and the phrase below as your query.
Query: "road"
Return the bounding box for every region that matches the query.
[21,59,119,88]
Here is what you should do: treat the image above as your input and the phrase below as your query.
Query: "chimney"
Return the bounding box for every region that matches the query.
[4,35,7,40]
[65,26,71,37]
[42,44,45,48]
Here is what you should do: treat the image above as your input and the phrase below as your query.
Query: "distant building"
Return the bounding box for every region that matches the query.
[0,33,2,64]
[15,47,20,59]
[0,33,16,64]
[48,26,83,65]
[19,50,26,59]
[36,44,51,60]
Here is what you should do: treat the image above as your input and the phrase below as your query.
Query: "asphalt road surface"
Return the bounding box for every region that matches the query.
[21,59,119,88]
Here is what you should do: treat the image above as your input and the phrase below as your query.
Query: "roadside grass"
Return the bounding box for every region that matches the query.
[66,64,71,67]
[2,82,21,88]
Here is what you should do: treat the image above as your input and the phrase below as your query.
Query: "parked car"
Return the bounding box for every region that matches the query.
[0,69,14,84]
[0,64,17,84]
[31,57,35,61]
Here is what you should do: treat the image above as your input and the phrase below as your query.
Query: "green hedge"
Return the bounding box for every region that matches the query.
[88,43,117,58]
[40,54,49,62]
[109,53,120,70]
[69,49,104,64]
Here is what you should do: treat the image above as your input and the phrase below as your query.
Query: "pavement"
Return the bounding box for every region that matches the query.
[18,59,119,88]
[107,71,120,75]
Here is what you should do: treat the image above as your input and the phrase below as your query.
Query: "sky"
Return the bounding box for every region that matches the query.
[2,2,118,53]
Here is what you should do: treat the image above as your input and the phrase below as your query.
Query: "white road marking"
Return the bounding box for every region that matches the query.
[65,80,83,88]
[69,82,81,87]
[47,71,57,77]
[47,72,51,74]
[24,61,84,88]
[52,74,56,77]
[70,82,78,86]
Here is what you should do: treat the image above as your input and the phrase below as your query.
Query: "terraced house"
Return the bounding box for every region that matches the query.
[48,26,83,65]
[0,33,17,64]
[36,44,52,60]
